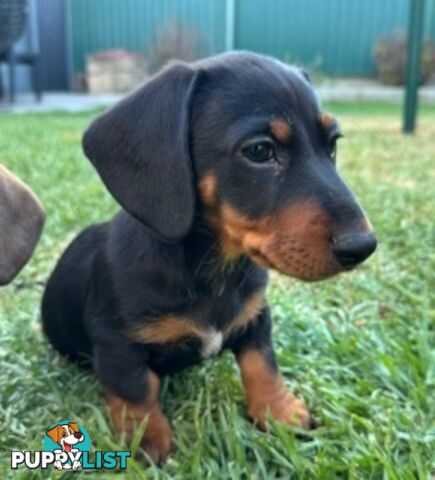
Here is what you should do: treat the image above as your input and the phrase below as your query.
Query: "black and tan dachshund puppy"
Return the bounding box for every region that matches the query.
[42,52,376,463]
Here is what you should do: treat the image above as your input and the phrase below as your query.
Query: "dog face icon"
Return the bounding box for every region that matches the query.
[46,422,84,453]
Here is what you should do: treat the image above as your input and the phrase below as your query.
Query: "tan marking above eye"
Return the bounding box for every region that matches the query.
[270,118,292,142]
[319,112,335,131]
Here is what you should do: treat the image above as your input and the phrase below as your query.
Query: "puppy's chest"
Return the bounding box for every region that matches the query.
[129,287,265,362]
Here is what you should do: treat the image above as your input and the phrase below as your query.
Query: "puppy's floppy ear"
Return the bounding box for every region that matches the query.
[68,422,80,433]
[83,62,200,241]
[46,425,63,444]
[0,165,45,285]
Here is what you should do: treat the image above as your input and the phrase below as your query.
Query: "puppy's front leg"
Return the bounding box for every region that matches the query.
[94,339,172,464]
[232,306,310,430]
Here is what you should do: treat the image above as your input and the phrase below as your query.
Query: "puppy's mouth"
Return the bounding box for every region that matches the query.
[246,248,275,270]
[63,442,73,453]
[246,244,342,281]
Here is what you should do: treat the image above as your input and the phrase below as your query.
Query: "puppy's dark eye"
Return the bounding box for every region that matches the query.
[242,141,275,164]
[328,134,342,162]
[329,139,337,160]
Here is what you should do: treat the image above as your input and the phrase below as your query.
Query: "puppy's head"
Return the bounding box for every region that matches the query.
[83,52,376,281]
[46,422,84,451]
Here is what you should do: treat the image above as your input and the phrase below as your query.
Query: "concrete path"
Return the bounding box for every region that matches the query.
[1,81,434,113]
[316,79,435,104]
[0,92,123,113]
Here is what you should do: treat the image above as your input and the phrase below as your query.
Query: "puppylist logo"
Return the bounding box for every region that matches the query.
[11,421,130,471]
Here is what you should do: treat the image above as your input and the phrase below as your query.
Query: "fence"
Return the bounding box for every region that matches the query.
[68,0,435,78]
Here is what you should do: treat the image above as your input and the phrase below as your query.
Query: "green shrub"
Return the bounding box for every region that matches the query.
[373,31,435,85]
[147,21,201,73]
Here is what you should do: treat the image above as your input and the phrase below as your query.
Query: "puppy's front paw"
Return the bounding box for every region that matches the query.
[140,408,173,465]
[107,370,173,465]
[268,386,311,429]
[251,387,310,430]
[249,387,310,430]
[238,350,311,430]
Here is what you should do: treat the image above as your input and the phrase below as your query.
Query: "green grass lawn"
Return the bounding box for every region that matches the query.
[0,102,434,479]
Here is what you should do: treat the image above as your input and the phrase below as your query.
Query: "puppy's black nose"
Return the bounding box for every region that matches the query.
[74,432,83,439]
[332,232,377,268]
